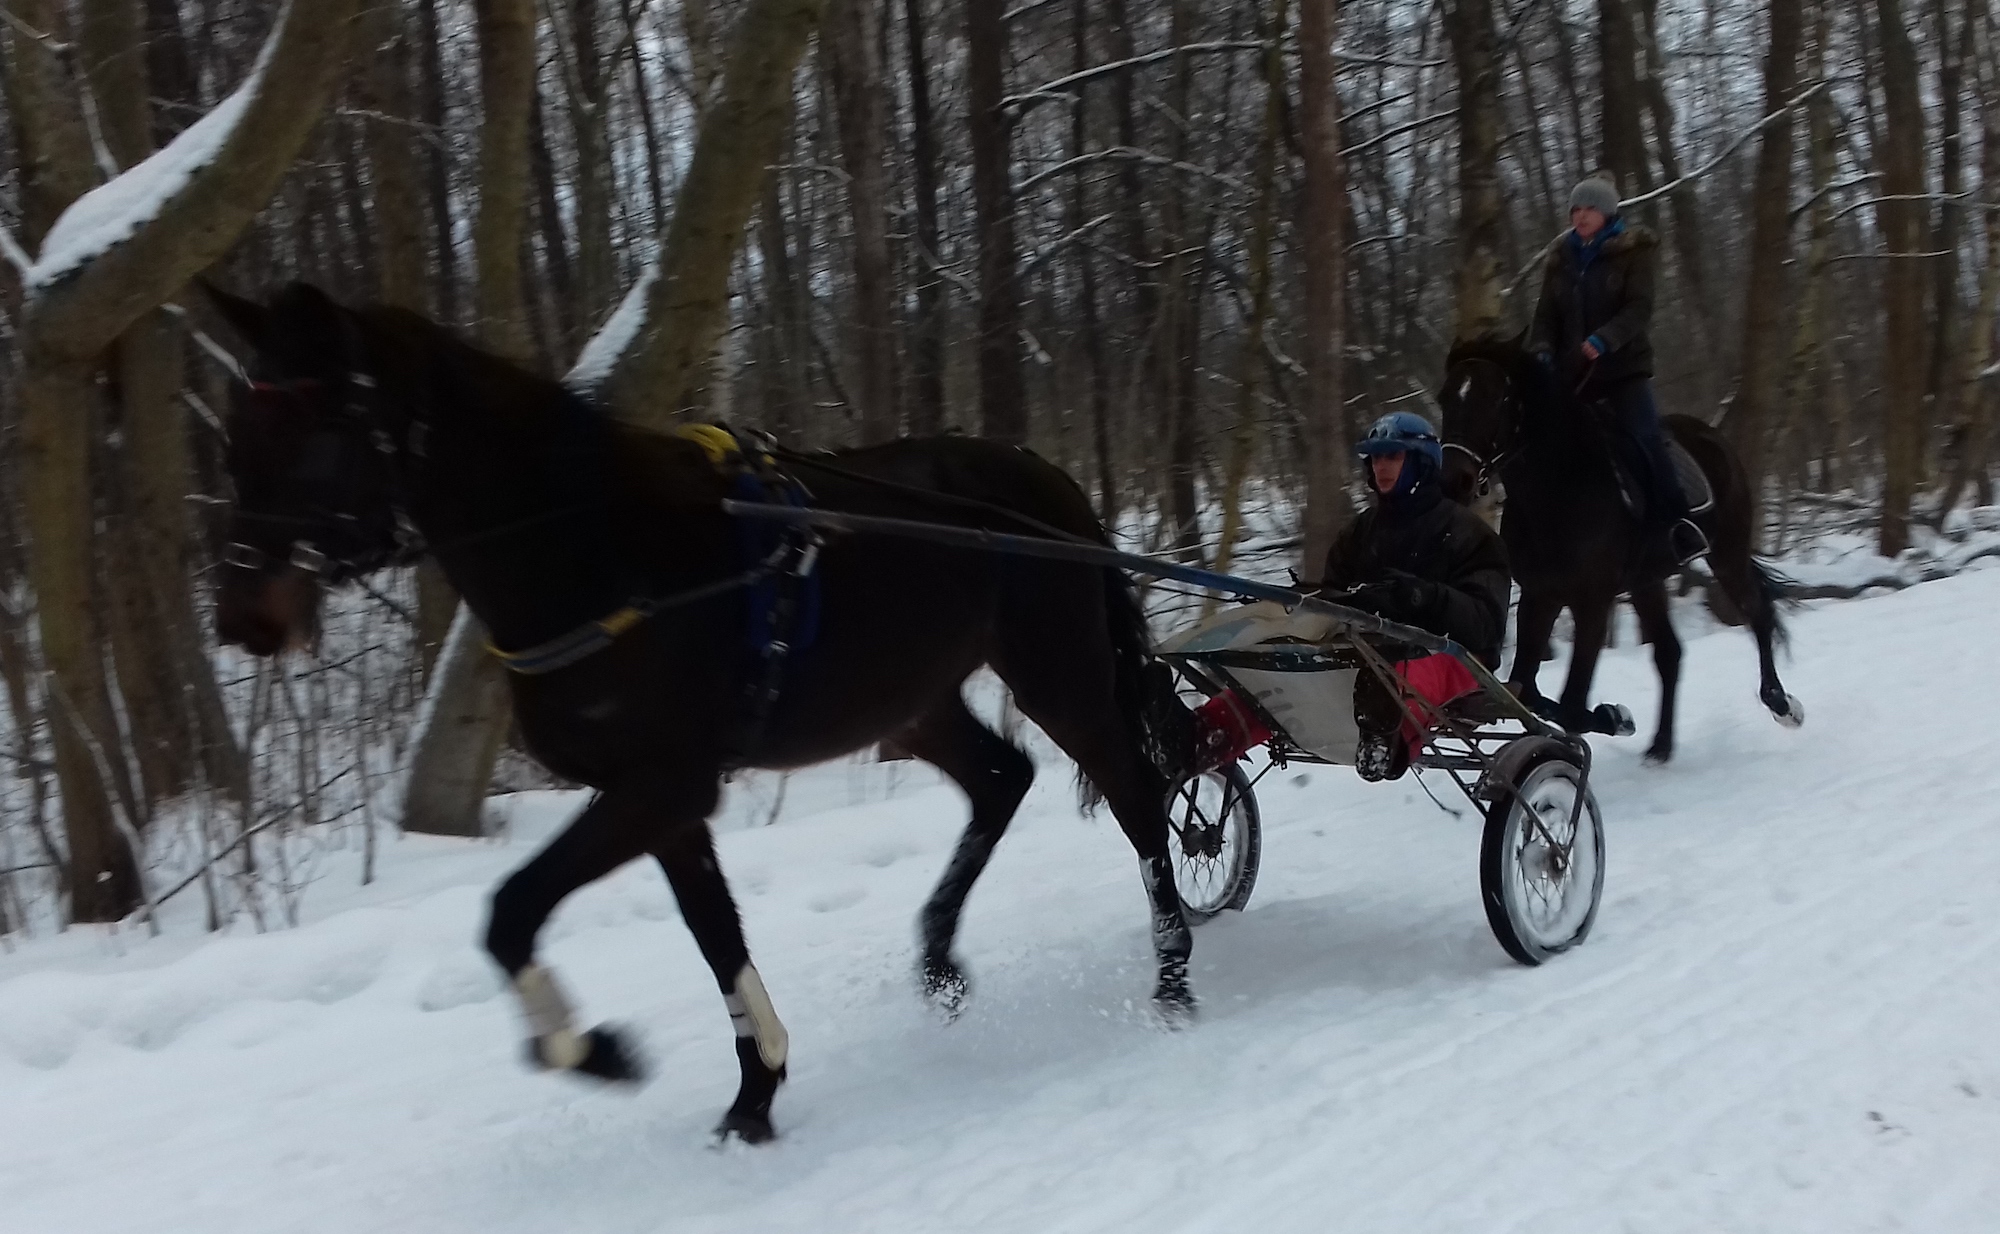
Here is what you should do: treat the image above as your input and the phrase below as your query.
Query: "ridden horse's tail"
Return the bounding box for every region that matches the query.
[1745,555,1798,650]
[1098,566,1199,791]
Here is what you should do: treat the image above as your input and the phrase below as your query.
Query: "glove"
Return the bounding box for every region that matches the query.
[1337,581,1397,617]
[1379,569,1440,623]
[1531,348,1556,373]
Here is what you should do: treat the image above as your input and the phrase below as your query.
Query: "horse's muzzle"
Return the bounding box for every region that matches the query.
[215,569,321,656]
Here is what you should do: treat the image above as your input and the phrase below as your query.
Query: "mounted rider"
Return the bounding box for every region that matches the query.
[1527,175,1706,566]
[1319,412,1511,780]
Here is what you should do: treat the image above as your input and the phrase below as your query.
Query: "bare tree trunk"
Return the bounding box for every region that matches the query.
[1873,0,1928,557]
[568,0,617,329]
[1781,0,1838,496]
[825,0,901,443]
[1926,0,1971,424]
[402,0,539,837]
[1724,0,1802,536]
[1215,0,1287,576]
[903,0,947,436]
[619,0,669,235]
[1449,0,1503,339]
[1298,0,1348,580]
[968,0,1026,444]
[1938,0,1999,516]
[417,0,462,325]
[1635,0,1716,366]
[365,0,427,314]
[1068,0,1115,527]
[1596,0,1653,203]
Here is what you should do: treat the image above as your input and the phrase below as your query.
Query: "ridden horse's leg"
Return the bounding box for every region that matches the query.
[1709,543,1804,727]
[892,695,1036,1018]
[1629,580,1683,764]
[1508,591,1562,714]
[485,789,655,1081]
[1556,595,1630,736]
[650,819,791,1144]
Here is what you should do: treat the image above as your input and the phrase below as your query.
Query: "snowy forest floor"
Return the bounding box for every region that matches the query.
[4,563,2000,1232]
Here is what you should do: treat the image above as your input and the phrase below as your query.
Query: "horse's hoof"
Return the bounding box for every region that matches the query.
[1642,744,1672,767]
[526,1025,648,1083]
[919,957,970,1023]
[1152,983,1198,1028]
[1771,694,1804,729]
[713,1110,777,1145]
[1594,703,1637,737]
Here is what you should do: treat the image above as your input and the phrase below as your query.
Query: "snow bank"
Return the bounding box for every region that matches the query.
[565,263,659,394]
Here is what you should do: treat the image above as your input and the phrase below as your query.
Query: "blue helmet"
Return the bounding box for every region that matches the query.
[1356,411,1443,469]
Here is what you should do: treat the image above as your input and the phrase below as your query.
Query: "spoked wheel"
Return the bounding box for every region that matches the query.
[1165,762,1262,923]
[1479,753,1605,965]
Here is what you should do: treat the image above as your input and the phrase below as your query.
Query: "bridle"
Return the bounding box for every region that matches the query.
[1441,355,1524,498]
[222,318,428,586]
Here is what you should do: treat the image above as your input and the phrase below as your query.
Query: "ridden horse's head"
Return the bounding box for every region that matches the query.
[1437,333,1532,503]
[205,282,419,655]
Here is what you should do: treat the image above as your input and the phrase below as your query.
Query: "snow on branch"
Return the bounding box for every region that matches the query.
[1004,42,1269,112]
[1618,80,1832,212]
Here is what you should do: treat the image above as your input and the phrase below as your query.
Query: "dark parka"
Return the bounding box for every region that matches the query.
[1320,487,1511,665]
[1527,222,1659,392]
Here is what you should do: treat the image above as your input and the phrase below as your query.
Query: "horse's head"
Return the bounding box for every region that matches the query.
[205,282,418,655]
[1438,334,1529,502]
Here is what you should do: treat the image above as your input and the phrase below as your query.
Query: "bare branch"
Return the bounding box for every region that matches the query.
[1619,79,1832,211]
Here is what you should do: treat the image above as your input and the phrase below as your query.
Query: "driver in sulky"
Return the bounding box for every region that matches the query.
[1318,412,1511,781]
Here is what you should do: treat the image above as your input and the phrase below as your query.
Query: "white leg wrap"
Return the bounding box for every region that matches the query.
[515,964,588,1070]
[723,963,789,1071]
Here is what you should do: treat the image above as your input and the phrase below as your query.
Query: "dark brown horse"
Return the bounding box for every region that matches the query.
[205,282,1193,1143]
[1439,335,1802,764]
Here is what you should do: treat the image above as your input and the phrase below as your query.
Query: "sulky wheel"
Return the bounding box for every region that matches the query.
[1165,762,1262,923]
[1479,751,1605,965]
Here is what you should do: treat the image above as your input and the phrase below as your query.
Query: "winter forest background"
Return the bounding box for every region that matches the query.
[0,0,1993,935]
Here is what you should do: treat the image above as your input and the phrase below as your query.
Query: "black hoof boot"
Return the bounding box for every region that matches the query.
[1642,740,1673,766]
[919,954,970,1022]
[525,1025,648,1083]
[713,1037,786,1144]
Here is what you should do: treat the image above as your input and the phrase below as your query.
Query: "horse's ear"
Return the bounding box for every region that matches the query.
[200,280,272,354]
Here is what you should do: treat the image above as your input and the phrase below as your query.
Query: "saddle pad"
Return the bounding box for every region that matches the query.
[1670,441,1714,514]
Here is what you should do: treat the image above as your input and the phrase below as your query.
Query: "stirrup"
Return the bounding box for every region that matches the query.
[1669,519,1709,566]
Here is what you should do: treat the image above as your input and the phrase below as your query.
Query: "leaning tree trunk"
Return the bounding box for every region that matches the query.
[1724,0,1803,541]
[401,0,538,838]
[1449,0,1504,340]
[574,0,826,422]
[14,0,360,920]
[1596,0,1654,208]
[1873,0,1928,557]
[968,0,1027,445]
[1297,0,1349,580]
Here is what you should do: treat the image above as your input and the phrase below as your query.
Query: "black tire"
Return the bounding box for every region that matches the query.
[1479,751,1605,965]
[1165,762,1262,923]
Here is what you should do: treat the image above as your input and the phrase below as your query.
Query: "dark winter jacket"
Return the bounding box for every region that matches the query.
[1319,485,1511,665]
[1526,221,1659,394]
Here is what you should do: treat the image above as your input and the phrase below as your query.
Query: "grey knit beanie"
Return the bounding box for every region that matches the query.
[1568,176,1621,218]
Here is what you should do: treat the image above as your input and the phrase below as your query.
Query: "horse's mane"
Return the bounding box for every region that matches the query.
[1443,330,1529,376]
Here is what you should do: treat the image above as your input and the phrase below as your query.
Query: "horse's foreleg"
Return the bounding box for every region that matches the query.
[651,819,789,1144]
[1630,581,1683,763]
[894,696,1036,1019]
[1557,597,1633,736]
[1508,591,1562,714]
[485,791,651,1081]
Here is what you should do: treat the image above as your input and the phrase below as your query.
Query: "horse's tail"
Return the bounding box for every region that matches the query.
[1083,565,1197,811]
[1747,555,1800,650]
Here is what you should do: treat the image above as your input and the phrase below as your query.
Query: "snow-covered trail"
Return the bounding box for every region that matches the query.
[5,572,2000,1233]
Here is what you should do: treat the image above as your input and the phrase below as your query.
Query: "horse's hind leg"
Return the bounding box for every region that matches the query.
[485,789,656,1081]
[893,694,1036,1018]
[651,819,790,1143]
[993,643,1194,1018]
[1629,580,1683,764]
[1710,542,1804,727]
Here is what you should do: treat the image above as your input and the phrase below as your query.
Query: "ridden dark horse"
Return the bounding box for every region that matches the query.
[1438,335,1802,763]
[206,282,1195,1143]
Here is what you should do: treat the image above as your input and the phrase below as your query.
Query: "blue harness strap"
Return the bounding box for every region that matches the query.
[732,469,822,658]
